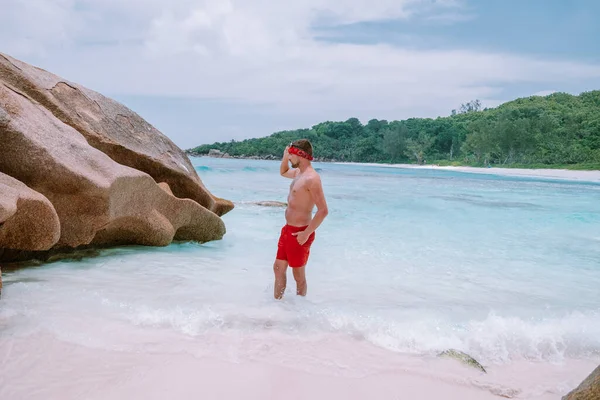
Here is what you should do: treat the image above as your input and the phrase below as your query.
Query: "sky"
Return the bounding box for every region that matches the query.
[1,0,600,149]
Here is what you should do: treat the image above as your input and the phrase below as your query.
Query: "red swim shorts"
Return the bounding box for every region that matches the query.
[276,224,316,268]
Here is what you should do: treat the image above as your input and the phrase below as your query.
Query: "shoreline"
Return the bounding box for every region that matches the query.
[188,154,600,183]
[1,333,596,400]
[334,162,600,183]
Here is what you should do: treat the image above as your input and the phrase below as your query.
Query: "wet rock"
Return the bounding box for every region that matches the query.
[563,365,600,400]
[438,349,487,373]
[254,201,288,207]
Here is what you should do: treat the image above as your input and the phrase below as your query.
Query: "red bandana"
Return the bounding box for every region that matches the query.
[289,146,313,161]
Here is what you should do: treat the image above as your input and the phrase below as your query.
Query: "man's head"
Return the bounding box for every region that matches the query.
[289,139,313,168]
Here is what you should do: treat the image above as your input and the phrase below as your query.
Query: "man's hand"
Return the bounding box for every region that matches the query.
[280,145,297,178]
[292,230,310,245]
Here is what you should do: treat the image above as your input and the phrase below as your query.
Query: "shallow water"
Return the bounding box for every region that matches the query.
[1,158,599,381]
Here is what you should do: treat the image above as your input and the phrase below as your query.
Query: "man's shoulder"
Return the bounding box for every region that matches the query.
[306,170,322,186]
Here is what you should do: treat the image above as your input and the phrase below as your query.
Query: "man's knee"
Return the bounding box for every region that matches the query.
[273,260,287,276]
[292,267,306,283]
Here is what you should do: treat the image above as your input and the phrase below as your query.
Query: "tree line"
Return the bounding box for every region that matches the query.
[188,90,600,169]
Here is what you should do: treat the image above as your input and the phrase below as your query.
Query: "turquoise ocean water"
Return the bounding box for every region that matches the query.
[1,157,599,370]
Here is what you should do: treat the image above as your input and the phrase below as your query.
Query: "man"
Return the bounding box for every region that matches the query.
[273,139,328,300]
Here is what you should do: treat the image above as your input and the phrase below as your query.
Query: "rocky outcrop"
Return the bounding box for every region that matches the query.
[0,172,60,251]
[208,149,231,158]
[563,365,600,400]
[0,52,233,263]
[0,52,233,217]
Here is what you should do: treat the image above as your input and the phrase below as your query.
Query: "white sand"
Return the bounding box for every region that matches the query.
[337,162,600,183]
[0,333,595,400]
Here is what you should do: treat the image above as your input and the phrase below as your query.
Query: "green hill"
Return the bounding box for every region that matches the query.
[187,91,600,170]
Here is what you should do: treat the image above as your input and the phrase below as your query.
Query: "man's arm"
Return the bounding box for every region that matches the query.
[304,175,328,235]
[280,146,297,179]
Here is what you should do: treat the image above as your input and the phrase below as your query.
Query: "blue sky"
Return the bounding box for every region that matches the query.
[1,0,599,149]
[317,0,600,62]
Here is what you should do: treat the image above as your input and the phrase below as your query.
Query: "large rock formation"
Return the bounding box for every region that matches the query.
[0,52,233,263]
[0,172,61,250]
[563,365,600,400]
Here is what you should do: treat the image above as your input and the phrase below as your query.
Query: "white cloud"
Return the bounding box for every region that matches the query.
[0,0,81,57]
[532,90,558,97]
[1,0,599,142]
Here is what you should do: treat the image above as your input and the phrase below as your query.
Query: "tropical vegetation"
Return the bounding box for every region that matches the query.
[188,91,600,169]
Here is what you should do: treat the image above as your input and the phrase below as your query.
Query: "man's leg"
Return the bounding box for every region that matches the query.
[292,266,307,296]
[273,259,288,299]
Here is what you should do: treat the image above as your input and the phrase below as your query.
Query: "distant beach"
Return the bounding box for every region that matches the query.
[336,162,600,183]
[193,154,600,183]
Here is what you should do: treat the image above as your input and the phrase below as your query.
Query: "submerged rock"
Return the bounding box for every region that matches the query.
[438,349,487,373]
[0,52,233,263]
[254,201,288,207]
[563,364,600,400]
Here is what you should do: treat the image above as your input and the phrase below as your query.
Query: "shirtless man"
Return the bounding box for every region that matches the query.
[274,139,328,300]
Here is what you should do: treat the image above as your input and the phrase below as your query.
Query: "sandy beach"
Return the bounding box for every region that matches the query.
[0,333,596,400]
[337,162,600,183]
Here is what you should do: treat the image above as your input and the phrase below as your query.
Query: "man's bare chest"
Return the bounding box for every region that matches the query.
[290,176,309,194]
